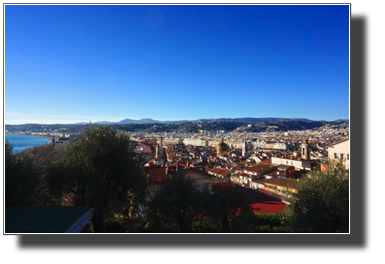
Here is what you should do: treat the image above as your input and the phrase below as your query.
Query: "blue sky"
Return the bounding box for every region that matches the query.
[5,4,349,124]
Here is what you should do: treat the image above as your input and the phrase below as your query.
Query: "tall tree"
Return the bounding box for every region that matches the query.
[5,140,41,206]
[207,184,251,233]
[46,124,147,232]
[148,173,204,233]
[282,159,349,233]
[25,142,66,176]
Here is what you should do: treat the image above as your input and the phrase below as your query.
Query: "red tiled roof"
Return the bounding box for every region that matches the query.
[265,169,287,177]
[169,162,183,167]
[230,173,243,178]
[261,178,299,189]
[218,169,231,176]
[244,164,275,173]
[259,158,272,164]
[182,167,212,178]
[144,167,171,185]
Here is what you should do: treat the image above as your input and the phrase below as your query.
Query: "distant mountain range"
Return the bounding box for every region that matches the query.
[75,117,348,125]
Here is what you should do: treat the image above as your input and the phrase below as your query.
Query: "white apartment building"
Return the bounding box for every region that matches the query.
[274,142,287,150]
[271,156,312,170]
[327,138,349,169]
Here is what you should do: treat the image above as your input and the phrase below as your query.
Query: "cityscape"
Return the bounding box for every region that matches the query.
[5,4,349,235]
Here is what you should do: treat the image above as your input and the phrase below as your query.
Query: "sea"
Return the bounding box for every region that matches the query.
[5,135,51,153]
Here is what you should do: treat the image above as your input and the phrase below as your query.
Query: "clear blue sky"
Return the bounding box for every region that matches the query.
[5,4,349,124]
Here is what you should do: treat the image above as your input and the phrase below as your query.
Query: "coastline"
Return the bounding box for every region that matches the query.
[5,134,53,144]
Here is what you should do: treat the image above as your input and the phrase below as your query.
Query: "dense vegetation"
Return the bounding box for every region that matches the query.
[5,124,148,232]
[5,140,42,206]
[282,159,349,233]
[96,159,349,233]
[45,124,147,232]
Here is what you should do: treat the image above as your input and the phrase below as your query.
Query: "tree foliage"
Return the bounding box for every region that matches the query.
[25,142,66,175]
[205,184,251,232]
[230,211,290,233]
[147,173,204,233]
[147,178,252,233]
[46,124,147,232]
[282,159,349,233]
[5,140,41,206]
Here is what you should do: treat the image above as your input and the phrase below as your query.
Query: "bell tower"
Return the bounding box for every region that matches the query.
[242,140,249,157]
[301,139,309,160]
[159,137,164,159]
[155,144,159,159]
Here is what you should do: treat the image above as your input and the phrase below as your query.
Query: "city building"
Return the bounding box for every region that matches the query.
[271,155,312,170]
[327,138,350,170]
[217,138,227,156]
[242,140,249,157]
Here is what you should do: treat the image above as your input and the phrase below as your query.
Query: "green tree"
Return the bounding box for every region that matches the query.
[46,124,147,232]
[22,142,68,205]
[147,173,204,233]
[25,142,66,176]
[231,211,290,233]
[5,140,41,206]
[282,159,349,233]
[206,184,251,233]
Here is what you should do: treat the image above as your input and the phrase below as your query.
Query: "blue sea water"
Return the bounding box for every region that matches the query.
[5,135,51,153]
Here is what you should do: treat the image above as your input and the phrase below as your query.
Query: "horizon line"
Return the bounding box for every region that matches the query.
[5,116,349,126]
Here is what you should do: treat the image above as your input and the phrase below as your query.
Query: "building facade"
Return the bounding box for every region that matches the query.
[327,138,349,169]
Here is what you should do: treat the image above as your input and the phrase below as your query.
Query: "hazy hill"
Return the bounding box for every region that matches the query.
[116,118,157,124]
[75,117,315,125]
[197,117,312,123]
[71,117,349,125]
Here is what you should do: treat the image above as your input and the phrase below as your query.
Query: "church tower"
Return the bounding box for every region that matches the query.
[160,137,164,158]
[155,144,160,159]
[301,139,309,160]
[242,140,249,157]
[217,138,226,157]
